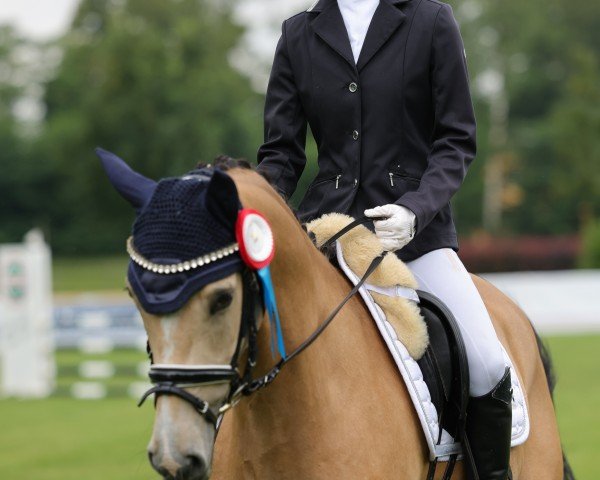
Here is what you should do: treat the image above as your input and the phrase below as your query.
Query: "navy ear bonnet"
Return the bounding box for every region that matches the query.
[96,148,244,314]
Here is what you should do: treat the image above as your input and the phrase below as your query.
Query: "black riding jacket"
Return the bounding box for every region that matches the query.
[257,0,477,261]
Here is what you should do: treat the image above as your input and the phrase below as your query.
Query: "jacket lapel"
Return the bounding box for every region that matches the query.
[356,0,407,72]
[309,0,356,69]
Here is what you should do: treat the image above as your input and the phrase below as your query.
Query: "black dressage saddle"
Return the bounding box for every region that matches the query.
[415,290,470,448]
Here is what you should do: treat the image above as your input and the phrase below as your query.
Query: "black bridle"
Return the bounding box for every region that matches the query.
[138,216,384,427]
[138,266,262,426]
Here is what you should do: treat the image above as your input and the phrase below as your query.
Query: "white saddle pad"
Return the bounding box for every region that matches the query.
[336,243,530,460]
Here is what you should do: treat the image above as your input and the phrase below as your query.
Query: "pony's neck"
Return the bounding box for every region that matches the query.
[232,168,349,356]
[260,216,340,357]
[214,170,426,477]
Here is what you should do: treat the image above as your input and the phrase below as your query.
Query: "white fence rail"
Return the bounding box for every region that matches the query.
[3,262,599,399]
[481,270,600,334]
[51,270,600,347]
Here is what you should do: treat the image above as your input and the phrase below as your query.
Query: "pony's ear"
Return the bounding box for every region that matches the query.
[95,147,157,210]
[206,169,240,229]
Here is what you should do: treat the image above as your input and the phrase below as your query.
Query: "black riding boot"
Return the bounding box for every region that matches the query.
[465,367,512,480]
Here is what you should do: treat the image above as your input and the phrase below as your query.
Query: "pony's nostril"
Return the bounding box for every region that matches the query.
[179,454,208,479]
[148,451,173,479]
[148,451,161,472]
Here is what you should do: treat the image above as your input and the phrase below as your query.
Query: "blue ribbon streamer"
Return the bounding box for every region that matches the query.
[256,266,286,360]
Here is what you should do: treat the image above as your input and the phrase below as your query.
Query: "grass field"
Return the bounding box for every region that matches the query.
[0,398,154,479]
[1,335,598,479]
[53,256,129,292]
[546,335,600,479]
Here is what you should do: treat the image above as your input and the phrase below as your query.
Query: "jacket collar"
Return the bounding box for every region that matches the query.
[308,0,410,13]
[308,0,408,71]
[309,0,355,67]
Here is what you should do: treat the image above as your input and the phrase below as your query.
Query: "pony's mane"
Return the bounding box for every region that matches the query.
[197,156,284,195]
[197,155,253,172]
[199,155,312,237]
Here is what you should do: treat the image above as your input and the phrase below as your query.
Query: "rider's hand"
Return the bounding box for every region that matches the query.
[364,204,416,252]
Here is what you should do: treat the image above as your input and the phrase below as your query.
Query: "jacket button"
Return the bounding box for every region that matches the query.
[352,130,359,140]
[349,82,358,93]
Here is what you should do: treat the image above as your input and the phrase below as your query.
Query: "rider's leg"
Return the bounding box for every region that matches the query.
[404,248,512,480]
[404,248,505,395]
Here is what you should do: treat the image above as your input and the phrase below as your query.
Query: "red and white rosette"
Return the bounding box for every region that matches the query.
[235,209,275,270]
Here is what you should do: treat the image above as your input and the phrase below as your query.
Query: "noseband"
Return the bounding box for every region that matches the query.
[138,216,384,428]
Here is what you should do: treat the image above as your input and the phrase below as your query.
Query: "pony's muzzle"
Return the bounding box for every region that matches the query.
[148,447,210,480]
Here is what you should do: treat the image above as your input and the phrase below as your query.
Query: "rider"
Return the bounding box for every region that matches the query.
[256,1,511,478]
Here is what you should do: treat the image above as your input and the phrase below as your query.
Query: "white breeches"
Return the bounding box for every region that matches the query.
[404,248,506,396]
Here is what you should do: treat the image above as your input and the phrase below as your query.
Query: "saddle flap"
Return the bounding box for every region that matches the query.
[415,291,470,441]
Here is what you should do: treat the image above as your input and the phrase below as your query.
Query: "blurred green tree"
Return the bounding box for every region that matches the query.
[579,219,600,268]
[469,0,600,235]
[0,26,54,243]
[1,0,598,256]
[40,0,263,253]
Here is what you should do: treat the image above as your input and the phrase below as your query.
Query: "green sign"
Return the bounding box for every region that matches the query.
[7,262,24,277]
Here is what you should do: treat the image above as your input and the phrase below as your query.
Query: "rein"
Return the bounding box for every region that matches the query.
[138,216,384,427]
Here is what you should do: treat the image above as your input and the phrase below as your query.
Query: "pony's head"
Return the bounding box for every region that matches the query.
[97,148,266,479]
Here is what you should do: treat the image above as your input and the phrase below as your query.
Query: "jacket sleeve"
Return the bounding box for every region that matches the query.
[395,4,476,235]
[256,21,308,199]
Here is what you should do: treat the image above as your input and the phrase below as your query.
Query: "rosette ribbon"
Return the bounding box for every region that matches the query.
[236,209,286,360]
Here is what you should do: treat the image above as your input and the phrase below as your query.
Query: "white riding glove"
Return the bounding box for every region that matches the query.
[364,204,416,252]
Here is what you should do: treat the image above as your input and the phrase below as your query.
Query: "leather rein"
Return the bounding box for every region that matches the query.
[138,216,384,428]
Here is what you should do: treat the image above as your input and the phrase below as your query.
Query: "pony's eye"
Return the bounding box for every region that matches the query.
[210,291,233,315]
